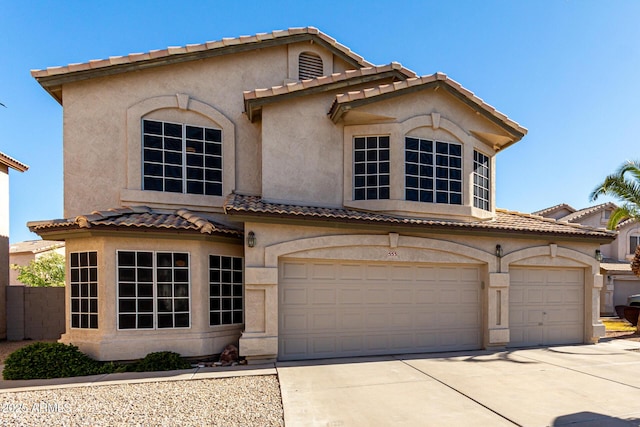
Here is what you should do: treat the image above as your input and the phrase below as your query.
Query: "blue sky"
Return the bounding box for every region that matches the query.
[2,0,638,243]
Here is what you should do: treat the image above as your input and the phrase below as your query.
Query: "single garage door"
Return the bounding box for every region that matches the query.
[279,259,482,360]
[509,267,584,347]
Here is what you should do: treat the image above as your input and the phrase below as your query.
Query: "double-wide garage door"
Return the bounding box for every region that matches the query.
[279,259,482,360]
[509,267,584,347]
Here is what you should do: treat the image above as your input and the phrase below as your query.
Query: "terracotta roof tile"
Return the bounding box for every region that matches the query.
[600,260,632,272]
[223,194,615,240]
[560,202,618,223]
[242,63,417,101]
[329,73,527,137]
[28,206,242,238]
[532,203,576,217]
[31,27,374,80]
[10,240,64,254]
[0,151,28,172]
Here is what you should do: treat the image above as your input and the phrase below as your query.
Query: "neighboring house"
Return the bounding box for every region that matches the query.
[29,27,615,362]
[534,203,640,316]
[9,240,65,285]
[0,151,29,339]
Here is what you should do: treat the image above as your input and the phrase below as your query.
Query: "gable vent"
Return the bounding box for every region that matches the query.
[299,52,324,80]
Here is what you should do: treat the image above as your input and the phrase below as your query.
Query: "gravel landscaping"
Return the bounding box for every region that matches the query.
[0,375,284,426]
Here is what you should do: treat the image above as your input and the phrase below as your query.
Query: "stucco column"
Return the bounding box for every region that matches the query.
[239,267,278,361]
[486,272,509,347]
[587,273,605,343]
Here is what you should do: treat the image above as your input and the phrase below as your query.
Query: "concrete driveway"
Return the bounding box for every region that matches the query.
[277,339,640,426]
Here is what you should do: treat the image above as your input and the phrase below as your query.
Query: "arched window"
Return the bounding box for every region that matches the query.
[299,52,323,80]
[630,235,640,255]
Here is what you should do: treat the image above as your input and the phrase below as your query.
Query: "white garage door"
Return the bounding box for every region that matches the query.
[509,267,584,347]
[278,259,482,361]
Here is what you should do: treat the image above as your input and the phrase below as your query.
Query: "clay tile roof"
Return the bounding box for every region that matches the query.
[9,240,64,254]
[0,151,28,172]
[328,72,527,139]
[223,194,615,241]
[531,203,576,217]
[28,206,242,238]
[600,260,632,273]
[560,202,618,223]
[243,63,417,122]
[32,27,375,104]
[243,63,417,100]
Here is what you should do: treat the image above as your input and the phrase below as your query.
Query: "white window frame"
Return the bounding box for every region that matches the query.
[142,119,223,196]
[116,250,191,330]
[405,137,462,205]
[473,150,491,211]
[209,255,244,326]
[353,135,391,201]
[630,235,640,255]
[70,251,98,329]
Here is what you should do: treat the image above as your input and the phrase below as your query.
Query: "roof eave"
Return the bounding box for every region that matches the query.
[34,33,372,106]
[329,80,527,144]
[245,68,410,122]
[225,208,616,243]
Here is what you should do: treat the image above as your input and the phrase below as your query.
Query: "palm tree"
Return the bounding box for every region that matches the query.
[591,160,640,275]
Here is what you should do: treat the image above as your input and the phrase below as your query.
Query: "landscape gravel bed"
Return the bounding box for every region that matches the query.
[0,375,284,426]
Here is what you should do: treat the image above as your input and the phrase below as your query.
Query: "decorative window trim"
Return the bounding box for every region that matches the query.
[405,137,463,205]
[630,235,640,255]
[473,150,490,211]
[353,135,390,201]
[209,255,244,326]
[70,251,98,329]
[142,119,223,196]
[116,250,191,330]
[126,94,235,206]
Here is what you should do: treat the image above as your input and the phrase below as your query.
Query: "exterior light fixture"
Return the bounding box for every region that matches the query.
[247,231,256,248]
[495,244,503,258]
[595,249,603,262]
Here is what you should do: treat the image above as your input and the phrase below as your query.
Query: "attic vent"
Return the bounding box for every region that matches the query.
[299,52,323,80]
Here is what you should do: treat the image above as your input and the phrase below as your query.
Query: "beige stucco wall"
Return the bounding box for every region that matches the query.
[61,234,243,361]
[238,221,603,360]
[260,86,502,221]
[61,41,357,218]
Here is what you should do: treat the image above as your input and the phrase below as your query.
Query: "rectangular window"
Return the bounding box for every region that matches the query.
[630,236,640,255]
[473,151,490,211]
[405,138,462,204]
[70,251,98,329]
[142,119,222,196]
[209,255,244,326]
[117,251,190,330]
[353,136,390,200]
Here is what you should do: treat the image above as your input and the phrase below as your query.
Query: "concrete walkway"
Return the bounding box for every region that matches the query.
[277,339,640,427]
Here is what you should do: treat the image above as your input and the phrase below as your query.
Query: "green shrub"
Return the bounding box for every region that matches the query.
[128,351,192,372]
[2,342,114,380]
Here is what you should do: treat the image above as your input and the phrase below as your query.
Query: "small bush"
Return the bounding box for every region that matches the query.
[128,351,192,372]
[2,342,113,380]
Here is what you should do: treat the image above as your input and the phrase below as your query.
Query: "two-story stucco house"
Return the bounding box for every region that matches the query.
[534,203,640,316]
[29,27,615,362]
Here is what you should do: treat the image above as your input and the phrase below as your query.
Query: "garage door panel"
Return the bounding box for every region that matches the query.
[281,288,307,305]
[279,260,482,360]
[311,288,336,304]
[509,267,584,348]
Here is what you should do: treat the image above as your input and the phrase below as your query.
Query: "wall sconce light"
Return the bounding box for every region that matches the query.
[247,231,256,248]
[595,249,603,262]
[495,244,503,258]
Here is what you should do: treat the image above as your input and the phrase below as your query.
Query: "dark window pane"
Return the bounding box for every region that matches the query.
[157,253,172,267]
[187,181,204,194]
[406,189,418,201]
[143,120,163,135]
[210,312,221,326]
[232,311,243,324]
[186,154,203,167]
[186,126,203,140]
[138,314,154,328]
[366,188,378,200]
[379,187,390,199]
[164,122,182,137]
[354,188,365,200]
[175,313,189,328]
[157,283,172,297]
[205,169,222,182]
[165,179,183,193]
[157,299,172,312]
[354,137,365,150]
[89,315,98,329]
[71,253,79,267]
[175,253,188,267]
[174,299,189,312]
[118,268,135,282]
[119,314,136,329]
[222,312,232,325]
[118,283,135,297]
[119,299,136,313]
[187,168,203,180]
[71,314,80,328]
[406,137,418,151]
[379,136,389,149]
[205,183,222,195]
[138,284,154,297]
[157,314,173,328]
[233,258,242,270]
[205,128,222,142]
[205,142,222,156]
